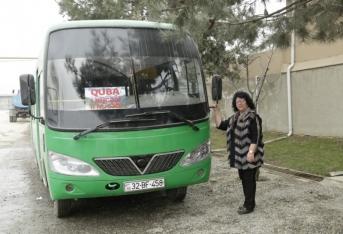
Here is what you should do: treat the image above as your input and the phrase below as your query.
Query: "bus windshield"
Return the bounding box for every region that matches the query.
[46,28,208,130]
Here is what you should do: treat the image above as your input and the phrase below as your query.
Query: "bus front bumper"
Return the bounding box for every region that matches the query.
[48,160,211,200]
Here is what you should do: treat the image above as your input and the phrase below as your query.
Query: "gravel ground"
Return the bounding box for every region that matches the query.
[203,152,343,234]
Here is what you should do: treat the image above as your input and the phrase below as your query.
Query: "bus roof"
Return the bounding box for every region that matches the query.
[47,20,178,33]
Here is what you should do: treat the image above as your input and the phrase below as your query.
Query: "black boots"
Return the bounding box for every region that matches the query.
[238,206,254,214]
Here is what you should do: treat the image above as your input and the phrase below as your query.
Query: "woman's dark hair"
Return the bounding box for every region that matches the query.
[232,91,256,112]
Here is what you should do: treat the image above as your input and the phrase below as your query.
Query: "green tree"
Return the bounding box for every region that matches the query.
[56,0,343,49]
[55,0,343,92]
[145,0,343,49]
[198,31,240,80]
[56,0,147,20]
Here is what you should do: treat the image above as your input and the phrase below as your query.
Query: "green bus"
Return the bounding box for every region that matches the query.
[20,20,211,218]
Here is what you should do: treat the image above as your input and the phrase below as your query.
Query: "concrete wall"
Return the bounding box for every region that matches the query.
[288,65,343,136]
[218,36,343,138]
[208,63,343,138]
[257,64,343,137]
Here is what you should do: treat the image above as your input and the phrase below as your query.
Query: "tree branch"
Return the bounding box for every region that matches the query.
[255,47,274,103]
[214,0,315,26]
[161,2,196,12]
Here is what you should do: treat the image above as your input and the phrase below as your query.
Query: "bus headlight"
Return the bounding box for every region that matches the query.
[48,151,100,176]
[180,139,211,167]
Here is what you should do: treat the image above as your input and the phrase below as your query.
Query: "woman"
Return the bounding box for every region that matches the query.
[213,91,264,214]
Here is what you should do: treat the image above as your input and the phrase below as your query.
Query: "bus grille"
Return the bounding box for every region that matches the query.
[94,150,184,176]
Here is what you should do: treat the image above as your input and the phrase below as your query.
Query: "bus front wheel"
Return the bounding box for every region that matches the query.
[166,186,187,201]
[54,199,72,218]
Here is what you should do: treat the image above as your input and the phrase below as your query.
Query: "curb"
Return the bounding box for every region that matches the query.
[211,150,326,182]
[262,163,324,182]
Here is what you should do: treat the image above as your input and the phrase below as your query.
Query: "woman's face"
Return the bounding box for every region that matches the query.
[236,97,248,113]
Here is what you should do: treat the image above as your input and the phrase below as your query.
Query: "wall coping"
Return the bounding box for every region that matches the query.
[281,54,343,73]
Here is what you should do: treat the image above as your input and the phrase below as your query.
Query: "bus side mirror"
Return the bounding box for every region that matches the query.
[211,75,222,102]
[20,74,36,105]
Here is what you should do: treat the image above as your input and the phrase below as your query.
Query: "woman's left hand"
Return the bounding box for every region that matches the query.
[247,152,254,163]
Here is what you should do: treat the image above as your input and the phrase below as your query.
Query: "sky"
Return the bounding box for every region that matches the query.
[0,0,66,95]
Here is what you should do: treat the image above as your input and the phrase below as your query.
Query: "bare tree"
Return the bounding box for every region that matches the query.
[221,45,276,111]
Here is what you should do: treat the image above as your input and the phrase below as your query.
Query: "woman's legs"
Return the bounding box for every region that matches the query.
[238,168,258,213]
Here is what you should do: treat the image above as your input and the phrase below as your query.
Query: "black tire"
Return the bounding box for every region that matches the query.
[54,199,72,218]
[13,116,17,122]
[166,186,188,201]
[9,116,13,122]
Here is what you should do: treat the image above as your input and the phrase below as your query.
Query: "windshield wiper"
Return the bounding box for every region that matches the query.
[73,118,156,140]
[125,111,199,132]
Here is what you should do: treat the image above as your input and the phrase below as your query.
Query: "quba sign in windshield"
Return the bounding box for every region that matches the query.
[85,87,126,109]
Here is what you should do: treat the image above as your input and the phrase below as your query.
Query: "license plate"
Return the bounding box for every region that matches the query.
[124,178,165,192]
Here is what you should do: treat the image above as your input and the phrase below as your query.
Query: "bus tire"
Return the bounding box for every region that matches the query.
[13,116,17,122]
[166,186,187,201]
[9,116,13,122]
[54,199,72,218]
